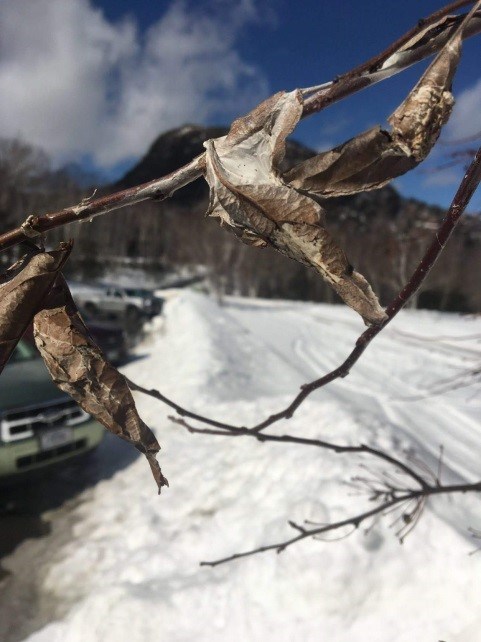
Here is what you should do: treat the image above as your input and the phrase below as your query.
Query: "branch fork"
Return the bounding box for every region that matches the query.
[0,1,481,559]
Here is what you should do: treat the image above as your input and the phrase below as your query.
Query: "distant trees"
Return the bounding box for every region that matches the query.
[0,137,85,270]
[0,133,480,313]
[0,138,49,234]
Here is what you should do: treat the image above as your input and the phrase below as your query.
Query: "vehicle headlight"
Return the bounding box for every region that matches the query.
[0,416,34,442]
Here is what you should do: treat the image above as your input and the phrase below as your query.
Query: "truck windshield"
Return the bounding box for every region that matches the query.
[9,340,38,363]
[125,288,151,297]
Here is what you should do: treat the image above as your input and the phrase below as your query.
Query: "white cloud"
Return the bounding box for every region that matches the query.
[314,140,334,153]
[423,167,461,187]
[0,0,268,168]
[446,77,481,142]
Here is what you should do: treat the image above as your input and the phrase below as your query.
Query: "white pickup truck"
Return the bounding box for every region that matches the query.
[70,283,163,321]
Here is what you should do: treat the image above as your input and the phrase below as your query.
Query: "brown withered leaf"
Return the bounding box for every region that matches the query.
[0,242,72,374]
[33,279,168,494]
[284,24,466,196]
[204,91,387,325]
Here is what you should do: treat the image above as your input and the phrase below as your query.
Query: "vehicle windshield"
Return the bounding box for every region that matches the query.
[125,288,152,298]
[9,340,38,363]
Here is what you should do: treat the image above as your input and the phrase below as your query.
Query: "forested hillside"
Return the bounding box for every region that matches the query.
[2,130,480,311]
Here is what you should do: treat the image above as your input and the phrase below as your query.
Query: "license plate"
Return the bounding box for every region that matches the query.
[39,427,74,451]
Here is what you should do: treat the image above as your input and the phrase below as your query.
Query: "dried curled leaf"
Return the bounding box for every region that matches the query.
[284,25,466,196]
[204,91,386,325]
[33,279,168,494]
[203,5,478,323]
[0,242,72,374]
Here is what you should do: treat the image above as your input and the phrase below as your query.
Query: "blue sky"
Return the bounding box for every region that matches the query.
[0,0,480,209]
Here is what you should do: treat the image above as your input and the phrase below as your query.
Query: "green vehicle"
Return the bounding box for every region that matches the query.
[0,340,104,480]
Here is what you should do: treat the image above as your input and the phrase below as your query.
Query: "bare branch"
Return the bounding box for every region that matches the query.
[0,156,205,252]
[303,3,481,116]
[0,2,476,575]
[130,146,481,434]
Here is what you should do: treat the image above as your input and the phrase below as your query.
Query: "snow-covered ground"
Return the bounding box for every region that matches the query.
[25,293,481,642]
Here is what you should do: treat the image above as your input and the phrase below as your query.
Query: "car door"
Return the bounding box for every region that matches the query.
[102,288,122,314]
[110,289,126,314]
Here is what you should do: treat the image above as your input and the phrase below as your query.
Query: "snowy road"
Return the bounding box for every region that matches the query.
[3,292,481,642]
[0,434,139,642]
[226,299,481,483]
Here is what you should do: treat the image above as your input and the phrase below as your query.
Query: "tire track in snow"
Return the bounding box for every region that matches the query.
[290,326,481,482]
[226,301,481,486]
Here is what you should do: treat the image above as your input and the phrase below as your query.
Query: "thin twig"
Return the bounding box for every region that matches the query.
[200,481,481,566]
[170,416,430,490]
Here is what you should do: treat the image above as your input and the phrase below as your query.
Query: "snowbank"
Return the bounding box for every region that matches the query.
[25,293,481,642]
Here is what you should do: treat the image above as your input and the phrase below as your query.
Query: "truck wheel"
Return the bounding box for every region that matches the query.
[125,306,141,322]
[124,306,142,337]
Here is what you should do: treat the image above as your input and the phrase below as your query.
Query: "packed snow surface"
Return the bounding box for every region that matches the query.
[25,293,481,642]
